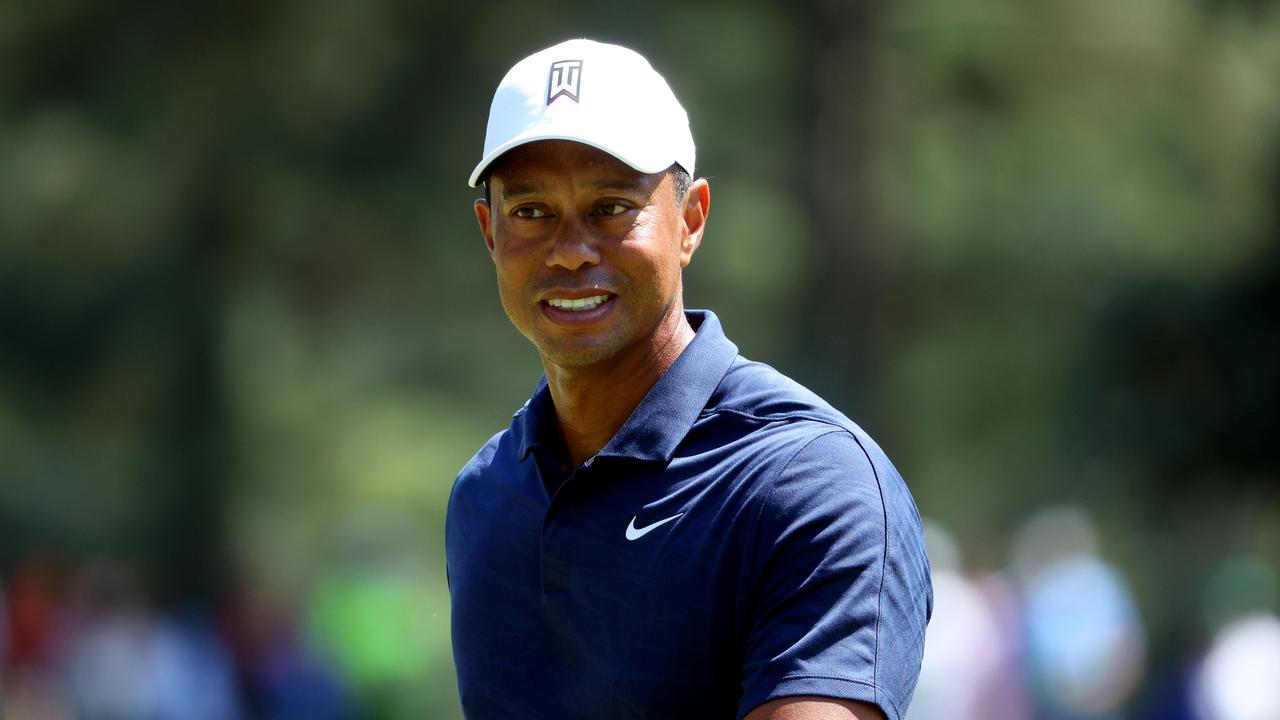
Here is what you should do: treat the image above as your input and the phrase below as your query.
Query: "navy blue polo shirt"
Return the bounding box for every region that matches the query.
[446,310,931,720]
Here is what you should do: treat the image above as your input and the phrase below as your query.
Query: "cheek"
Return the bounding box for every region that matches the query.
[652,233,689,282]
[623,216,683,269]
[491,239,536,282]
[491,253,530,314]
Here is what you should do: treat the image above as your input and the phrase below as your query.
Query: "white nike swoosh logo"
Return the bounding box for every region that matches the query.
[625,513,684,541]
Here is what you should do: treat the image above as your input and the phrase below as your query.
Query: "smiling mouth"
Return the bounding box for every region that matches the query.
[544,294,613,311]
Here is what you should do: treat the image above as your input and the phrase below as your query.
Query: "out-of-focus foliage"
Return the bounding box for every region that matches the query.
[1,0,1276,717]
[866,0,1280,656]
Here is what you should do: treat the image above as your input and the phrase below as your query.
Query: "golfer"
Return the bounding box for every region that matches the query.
[446,38,932,720]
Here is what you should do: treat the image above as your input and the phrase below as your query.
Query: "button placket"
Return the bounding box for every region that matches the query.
[540,463,591,594]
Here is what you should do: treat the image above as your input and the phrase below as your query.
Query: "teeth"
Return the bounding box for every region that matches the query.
[547,294,610,311]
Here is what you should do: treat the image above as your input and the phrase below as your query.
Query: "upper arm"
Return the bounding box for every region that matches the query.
[737,430,931,720]
[744,696,889,720]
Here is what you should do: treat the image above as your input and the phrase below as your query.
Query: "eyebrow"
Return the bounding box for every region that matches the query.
[589,178,649,194]
[500,181,546,200]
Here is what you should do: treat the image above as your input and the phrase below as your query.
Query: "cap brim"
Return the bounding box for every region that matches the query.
[467,127,674,188]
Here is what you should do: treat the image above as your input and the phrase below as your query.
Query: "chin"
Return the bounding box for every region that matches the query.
[536,337,624,369]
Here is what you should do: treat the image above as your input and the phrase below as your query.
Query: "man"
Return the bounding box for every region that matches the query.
[446,39,932,720]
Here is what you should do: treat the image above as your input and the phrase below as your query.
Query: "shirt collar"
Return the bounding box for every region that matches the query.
[516,375,553,462]
[515,309,739,464]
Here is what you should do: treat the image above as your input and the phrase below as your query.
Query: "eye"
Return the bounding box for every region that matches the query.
[512,205,548,219]
[594,202,628,217]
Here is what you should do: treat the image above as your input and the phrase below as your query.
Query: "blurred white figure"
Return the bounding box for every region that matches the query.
[907,522,1003,720]
[1014,506,1146,717]
[64,562,242,720]
[66,607,164,720]
[1193,613,1280,720]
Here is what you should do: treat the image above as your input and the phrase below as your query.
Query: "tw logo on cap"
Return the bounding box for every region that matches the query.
[547,59,583,105]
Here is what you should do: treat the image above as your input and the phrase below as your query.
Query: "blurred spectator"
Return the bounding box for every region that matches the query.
[1,579,6,666]
[149,612,243,720]
[1190,555,1280,720]
[976,573,1037,719]
[1,541,444,720]
[222,577,352,720]
[908,521,1005,720]
[62,561,159,719]
[2,552,76,720]
[63,561,241,720]
[1192,613,1280,720]
[3,552,68,674]
[1013,506,1147,718]
[305,508,440,720]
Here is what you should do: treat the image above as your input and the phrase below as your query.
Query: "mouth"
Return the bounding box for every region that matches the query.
[540,292,617,326]
[543,293,613,312]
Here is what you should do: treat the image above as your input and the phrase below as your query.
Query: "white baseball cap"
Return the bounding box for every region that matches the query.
[468,39,695,188]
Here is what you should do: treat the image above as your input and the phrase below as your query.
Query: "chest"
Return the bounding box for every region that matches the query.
[448,452,766,716]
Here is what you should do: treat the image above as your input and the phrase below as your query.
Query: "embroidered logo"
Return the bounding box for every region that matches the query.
[547,59,583,105]
[625,513,683,541]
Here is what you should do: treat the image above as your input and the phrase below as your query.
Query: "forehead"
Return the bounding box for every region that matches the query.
[486,140,659,195]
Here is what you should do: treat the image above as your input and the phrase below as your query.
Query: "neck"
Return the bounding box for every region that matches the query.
[543,309,696,468]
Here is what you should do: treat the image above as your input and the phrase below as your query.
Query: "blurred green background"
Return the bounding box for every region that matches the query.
[1,0,1277,718]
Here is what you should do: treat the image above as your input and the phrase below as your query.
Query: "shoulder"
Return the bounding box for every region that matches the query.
[707,357,903,496]
[698,354,922,560]
[445,422,534,554]
[449,426,517,509]
[456,427,508,481]
[710,357,855,429]
[749,428,891,552]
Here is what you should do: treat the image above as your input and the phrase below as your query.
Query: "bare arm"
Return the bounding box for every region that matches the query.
[744,696,888,720]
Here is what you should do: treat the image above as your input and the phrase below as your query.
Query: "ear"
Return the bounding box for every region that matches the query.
[679,178,710,267]
[475,197,496,259]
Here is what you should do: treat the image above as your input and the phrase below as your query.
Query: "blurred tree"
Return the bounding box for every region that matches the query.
[795,0,885,411]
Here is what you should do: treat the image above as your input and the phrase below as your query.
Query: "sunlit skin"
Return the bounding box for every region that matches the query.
[474,141,886,720]
[745,696,887,720]
[475,140,709,468]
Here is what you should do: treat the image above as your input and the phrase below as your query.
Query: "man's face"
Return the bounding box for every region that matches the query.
[474,140,705,371]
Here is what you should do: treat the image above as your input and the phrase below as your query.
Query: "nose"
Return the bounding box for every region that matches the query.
[545,218,601,271]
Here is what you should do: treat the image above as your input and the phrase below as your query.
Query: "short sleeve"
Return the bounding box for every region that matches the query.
[737,430,932,720]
